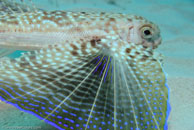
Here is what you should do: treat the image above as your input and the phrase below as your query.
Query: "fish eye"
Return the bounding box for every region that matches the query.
[141,26,153,39]
[144,30,151,35]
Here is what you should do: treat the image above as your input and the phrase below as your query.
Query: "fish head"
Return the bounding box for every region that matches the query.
[126,16,162,49]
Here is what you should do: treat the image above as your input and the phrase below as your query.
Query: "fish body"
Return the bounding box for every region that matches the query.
[0,1,170,130]
[0,10,161,50]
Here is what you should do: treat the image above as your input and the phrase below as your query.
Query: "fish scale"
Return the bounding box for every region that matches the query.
[1,11,122,32]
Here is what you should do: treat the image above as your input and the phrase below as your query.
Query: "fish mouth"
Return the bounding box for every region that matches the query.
[141,37,162,49]
[152,37,162,49]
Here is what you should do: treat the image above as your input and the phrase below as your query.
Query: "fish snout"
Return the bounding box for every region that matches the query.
[153,37,162,49]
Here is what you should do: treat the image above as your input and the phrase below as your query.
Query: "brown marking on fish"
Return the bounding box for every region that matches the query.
[140,55,149,61]
[20,62,30,67]
[70,43,79,50]
[71,51,78,56]
[127,18,132,22]
[151,58,157,62]
[9,20,19,25]
[81,43,87,54]
[135,51,140,55]
[128,26,133,30]
[134,15,144,20]
[109,18,116,22]
[129,55,136,59]
[125,48,131,53]
[90,39,96,47]
[65,22,72,26]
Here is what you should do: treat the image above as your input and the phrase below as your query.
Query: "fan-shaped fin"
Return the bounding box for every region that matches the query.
[0,39,170,130]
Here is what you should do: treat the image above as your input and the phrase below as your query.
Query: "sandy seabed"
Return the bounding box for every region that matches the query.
[0,0,194,130]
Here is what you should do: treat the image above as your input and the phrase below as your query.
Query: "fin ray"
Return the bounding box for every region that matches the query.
[0,39,170,130]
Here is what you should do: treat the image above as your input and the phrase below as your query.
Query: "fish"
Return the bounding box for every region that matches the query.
[0,0,161,54]
[0,0,170,130]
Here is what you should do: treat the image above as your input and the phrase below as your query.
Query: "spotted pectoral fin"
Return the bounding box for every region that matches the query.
[114,42,170,130]
[0,38,170,130]
[0,39,107,129]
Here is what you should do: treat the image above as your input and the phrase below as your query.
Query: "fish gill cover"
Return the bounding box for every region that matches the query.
[0,0,170,130]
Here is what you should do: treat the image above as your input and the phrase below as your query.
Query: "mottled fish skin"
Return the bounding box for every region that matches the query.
[0,0,39,14]
[0,33,170,130]
[0,1,170,130]
[0,8,161,50]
